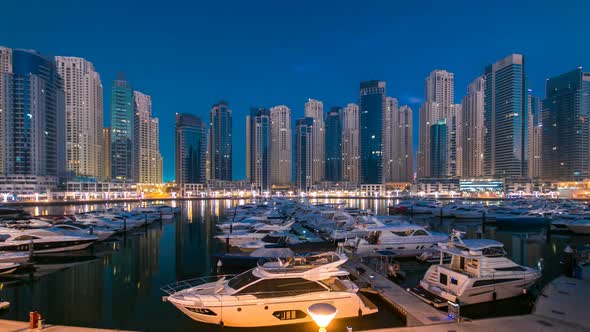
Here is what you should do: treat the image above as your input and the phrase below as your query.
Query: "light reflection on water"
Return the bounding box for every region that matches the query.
[0,198,584,331]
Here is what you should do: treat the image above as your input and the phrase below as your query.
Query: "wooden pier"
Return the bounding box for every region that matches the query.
[0,319,135,332]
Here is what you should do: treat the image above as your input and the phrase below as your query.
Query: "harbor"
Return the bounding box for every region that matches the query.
[0,198,586,331]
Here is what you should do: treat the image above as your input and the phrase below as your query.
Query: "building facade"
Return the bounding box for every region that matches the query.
[342,103,360,184]
[175,113,207,185]
[55,56,104,180]
[393,105,414,182]
[359,80,386,184]
[430,119,448,178]
[246,107,271,192]
[528,93,543,179]
[110,78,134,181]
[383,97,398,182]
[295,117,314,191]
[269,105,292,187]
[133,91,162,183]
[542,68,590,180]
[325,107,342,182]
[209,101,232,181]
[0,48,65,181]
[484,54,528,178]
[304,99,325,184]
[461,76,485,178]
[102,128,111,180]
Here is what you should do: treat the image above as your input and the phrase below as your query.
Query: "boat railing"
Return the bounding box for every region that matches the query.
[161,275,236,295]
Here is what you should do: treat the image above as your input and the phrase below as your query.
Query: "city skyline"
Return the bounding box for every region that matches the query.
[2,1,587,181]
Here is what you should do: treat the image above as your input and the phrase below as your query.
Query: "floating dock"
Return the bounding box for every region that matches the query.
[344,259,453,327]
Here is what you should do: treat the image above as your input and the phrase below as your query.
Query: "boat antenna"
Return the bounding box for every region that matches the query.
[450,229,466,244]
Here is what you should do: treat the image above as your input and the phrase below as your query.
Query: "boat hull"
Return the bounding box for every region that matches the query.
[567,224,590,234]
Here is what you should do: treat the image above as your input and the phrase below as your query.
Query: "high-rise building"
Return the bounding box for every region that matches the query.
[484,54,528,178]
[304,99,325,184]
[246,107,271,192]
[359,80,386,184]
[110,78,134,181]
[209,101,232,181]
[0,48,65,178]
[528,93,543,179]
[417,70,456,178]
[175,113,207,185]
[461,76,485,178]
[430,119,448,178]
[325,107,342,182]
[542,68,590,180]
[393,105,414,182]
[102,128,111,180]
[133,91,162,183]
[342,103,360,184]
[295,117,314,192]
[269,105,292,187]
[383,97,398,182]
[55,56,103,179]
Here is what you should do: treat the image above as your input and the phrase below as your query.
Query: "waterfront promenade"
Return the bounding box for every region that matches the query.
[0,319,135,332]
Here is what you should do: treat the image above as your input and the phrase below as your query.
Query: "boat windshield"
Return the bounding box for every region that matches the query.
[228,270,260,290]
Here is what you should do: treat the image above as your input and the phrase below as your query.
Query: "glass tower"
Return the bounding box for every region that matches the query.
[175,113,207,184]
[246,107,271,192]
[325,107,342,181]
[542,68,590,180]
[295,117,314,192]
[110,78,134,181]
[430,120,448,178]
[359,80,386,184]
[209,101,232,181]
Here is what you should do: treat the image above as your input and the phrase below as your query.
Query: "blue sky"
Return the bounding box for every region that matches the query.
[1,0,589,181]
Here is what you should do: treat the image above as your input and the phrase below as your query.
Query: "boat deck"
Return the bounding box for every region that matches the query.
[343,259,453,327]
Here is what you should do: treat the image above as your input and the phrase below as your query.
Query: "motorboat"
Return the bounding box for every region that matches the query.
[162,252,378,327]
[0,228,98,253]
[216,221,295,247]
[567,219,590,234]
[213,247,297,268]
[488,208,548,226]
[0,262,19,274]
[0,251,29,263]
[347,224,448,257]
[50,224,116,241]
[411,231,541,307]
[451,206,487,219]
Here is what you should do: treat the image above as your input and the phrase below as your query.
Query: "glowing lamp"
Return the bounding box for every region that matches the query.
[307,303,338,332]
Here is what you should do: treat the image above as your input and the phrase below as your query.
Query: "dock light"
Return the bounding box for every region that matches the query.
[307,303,337,332]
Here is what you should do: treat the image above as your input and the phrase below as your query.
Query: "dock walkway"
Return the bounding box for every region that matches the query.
[344,259,452,327]
[0,319,135,332]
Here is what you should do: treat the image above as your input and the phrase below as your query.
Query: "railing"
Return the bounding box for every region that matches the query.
[161,275,236,295]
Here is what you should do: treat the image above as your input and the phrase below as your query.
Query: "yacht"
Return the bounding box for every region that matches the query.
[348,224,448,257]
[0,228,98,253]
[50,224,116,241]
[216,221,295,247]
[411,231,541,307]
[162,252,378,327]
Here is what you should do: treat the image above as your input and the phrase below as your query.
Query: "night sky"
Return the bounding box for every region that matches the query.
[1,0,589,181]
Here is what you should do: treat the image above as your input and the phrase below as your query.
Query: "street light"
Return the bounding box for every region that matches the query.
[307,303,338,332]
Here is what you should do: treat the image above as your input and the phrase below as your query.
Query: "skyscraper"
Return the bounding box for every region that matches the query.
[295,117,314,191]
[110,77,134,181]
[430,120,448,178]
[209,101,232,181]
[383,97,398,182]
[393,105,414,182]
[528,93,543,179]
[55,56,103,179]
[102,128,111,180]
[461,76,485,178]
[417,70,456,178]
[175,113,207,185]
[0,47,12,174]
[269,105,292,187]
[359,80,386,184]
[134,91,162,183]
[342,103,360,184]
[304,99,325,184]
[542,68,590,180]
[484,54,528,178]
[246,107,271,192]
[0,48,65,178]
[449,104,463,177]
[325,107,342,182]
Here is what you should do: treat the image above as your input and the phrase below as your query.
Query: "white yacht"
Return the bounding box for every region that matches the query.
[411,231,541,307]
[0,228,98,253]
[348,224,448,257]
[50,224,115,241]
[215,221,295,247]
[162,252,378,327]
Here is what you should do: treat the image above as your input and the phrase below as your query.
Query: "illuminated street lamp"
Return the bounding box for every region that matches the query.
[307,303,338,332]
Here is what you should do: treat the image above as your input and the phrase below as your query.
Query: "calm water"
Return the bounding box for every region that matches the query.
[0,198,586,331]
